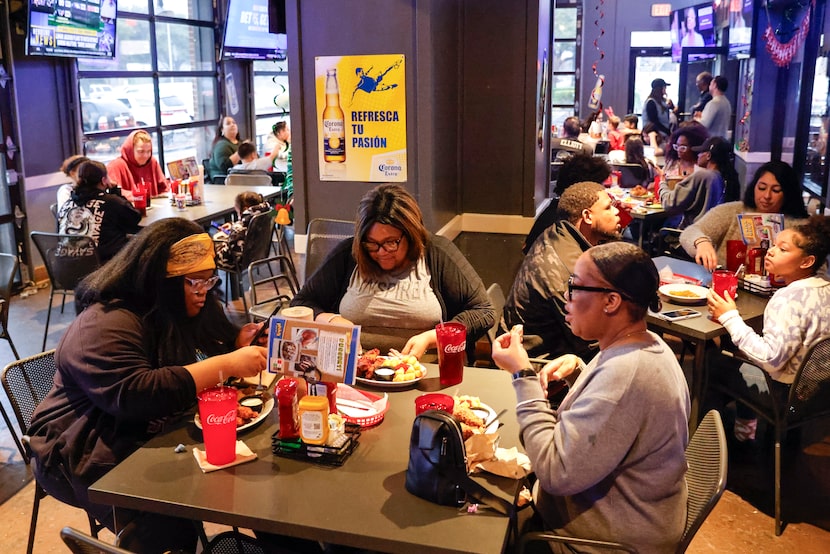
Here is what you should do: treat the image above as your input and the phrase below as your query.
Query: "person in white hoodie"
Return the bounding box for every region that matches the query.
[708,215,830,441]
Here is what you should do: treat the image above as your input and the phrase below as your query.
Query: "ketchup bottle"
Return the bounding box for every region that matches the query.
[276,377,300,439]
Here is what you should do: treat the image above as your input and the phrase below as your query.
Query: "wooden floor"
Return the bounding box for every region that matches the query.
[0,231,829,552]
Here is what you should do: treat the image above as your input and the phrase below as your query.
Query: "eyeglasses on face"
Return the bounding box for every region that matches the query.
[362,235,404,253]
[184,275,220,292]
[672,144,690,152]
[567,275,631,301]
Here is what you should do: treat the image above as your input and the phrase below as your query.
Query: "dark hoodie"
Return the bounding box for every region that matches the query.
[106,130,168,196]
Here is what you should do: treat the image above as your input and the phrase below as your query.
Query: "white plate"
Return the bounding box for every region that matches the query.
[356,359,427,388]
[468,402,500,434]
[658,283,709,305]
[194,395,275,432]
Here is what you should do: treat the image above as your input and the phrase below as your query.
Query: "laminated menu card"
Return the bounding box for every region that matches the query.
[737,213,784,247]
[266,317,361,385]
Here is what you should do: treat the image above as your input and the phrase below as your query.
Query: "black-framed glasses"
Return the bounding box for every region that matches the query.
[362,235,404,253]
[184,275,220,292]
[567,275,631,301]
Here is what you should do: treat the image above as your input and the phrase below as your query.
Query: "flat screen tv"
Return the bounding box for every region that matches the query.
[26,0,117,59]
[727,0,755,59]
[221,0,286,61]
[670,2,717,62]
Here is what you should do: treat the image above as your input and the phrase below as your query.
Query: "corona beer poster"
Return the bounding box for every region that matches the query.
[315,54,407,182]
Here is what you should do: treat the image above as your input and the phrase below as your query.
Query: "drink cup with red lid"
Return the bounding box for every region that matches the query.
[435,322,466,387]
[197,386,238,465]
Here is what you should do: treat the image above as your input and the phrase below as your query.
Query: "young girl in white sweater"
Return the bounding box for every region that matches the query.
[708,215,830,440]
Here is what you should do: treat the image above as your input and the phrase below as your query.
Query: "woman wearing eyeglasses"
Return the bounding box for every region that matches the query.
[491,242,690,551]
[661,122,709,184]
[290,183,494,359]
[28,218,268,553]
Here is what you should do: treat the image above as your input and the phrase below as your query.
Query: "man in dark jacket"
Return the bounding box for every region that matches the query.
[504,182,621,360]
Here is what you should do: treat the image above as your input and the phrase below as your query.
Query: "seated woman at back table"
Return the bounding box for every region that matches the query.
[27,219,268,553]
[57,154,90,209]
[492,242,690,551]
[658,136,734,229]
[106,130,168,198]
[208,115,241,182]
[661,122,709,183]
[289,183,494,359]
[680,160,809,270]
[623,136,661,188]
[58,160,142,262]
[707,216,830,442]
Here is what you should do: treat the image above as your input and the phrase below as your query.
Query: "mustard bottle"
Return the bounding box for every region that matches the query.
[298,395,330,445]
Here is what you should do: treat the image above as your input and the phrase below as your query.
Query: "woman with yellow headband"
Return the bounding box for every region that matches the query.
[27,218,268,553]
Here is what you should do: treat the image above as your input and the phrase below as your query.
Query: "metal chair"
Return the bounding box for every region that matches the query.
[304,218,354,281]
[30,232,101,351]
[712,335,830,535]
[225,171,274,187]
[0,253,20,359]
[247,255,299,322]
[60,526,134,554]
[518,410,727,553]
[2,351,104,554]
[216,210,277,313]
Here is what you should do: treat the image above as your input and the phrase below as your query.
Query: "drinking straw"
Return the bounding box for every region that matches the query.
[734,263,745,277]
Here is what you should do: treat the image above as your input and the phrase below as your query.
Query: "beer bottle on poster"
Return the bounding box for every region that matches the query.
[322,69,346,163]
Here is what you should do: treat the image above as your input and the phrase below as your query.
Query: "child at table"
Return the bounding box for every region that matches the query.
[707,215,830,441]
[214,191,271,268]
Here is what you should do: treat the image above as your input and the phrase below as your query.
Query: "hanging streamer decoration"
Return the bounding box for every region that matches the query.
[737,72,754,152]
[763,0,814,68]
[587,0,606,111]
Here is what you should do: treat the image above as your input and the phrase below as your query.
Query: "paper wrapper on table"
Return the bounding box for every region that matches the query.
[465,434,532,479]
[193,440,257,472]
[657,265,703,286]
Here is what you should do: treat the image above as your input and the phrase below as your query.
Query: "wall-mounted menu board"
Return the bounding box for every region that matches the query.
[27,0,117,59]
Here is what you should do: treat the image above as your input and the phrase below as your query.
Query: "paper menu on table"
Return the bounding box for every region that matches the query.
[266,317,360,385]
[737,213,784,246]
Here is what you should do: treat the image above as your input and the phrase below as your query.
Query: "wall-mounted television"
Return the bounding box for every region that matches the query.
[727,0,755,59]
[221,0,286,61]
[26,0,117,59]
[670,2,717,62]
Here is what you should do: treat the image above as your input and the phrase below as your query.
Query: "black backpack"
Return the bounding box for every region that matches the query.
[405,409,469,506]
[405,409,518,516]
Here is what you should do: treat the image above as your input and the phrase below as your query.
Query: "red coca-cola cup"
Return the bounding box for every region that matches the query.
[197,386,237,465]
[435,322,466,387]
[132,193,146,217]
[726,240,747,273]
[711,269,738,300]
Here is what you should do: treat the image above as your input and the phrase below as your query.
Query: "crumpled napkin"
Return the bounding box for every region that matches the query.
[465,433,531,479]
[193,440,257,473]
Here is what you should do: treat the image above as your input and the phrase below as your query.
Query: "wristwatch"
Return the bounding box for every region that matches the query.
[512,368,537,381]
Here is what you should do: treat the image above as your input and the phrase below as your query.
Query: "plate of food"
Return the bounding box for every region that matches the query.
[356,349,427,388]
[629,185,652,199]
[453,395,500,438]
[658,283,709,305]
[194,391,274,432]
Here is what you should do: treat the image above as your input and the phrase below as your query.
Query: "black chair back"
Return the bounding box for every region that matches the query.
[305,218,354,281]
[31,232,100,293]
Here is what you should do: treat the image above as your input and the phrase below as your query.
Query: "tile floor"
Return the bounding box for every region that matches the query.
[0,233,829,552]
